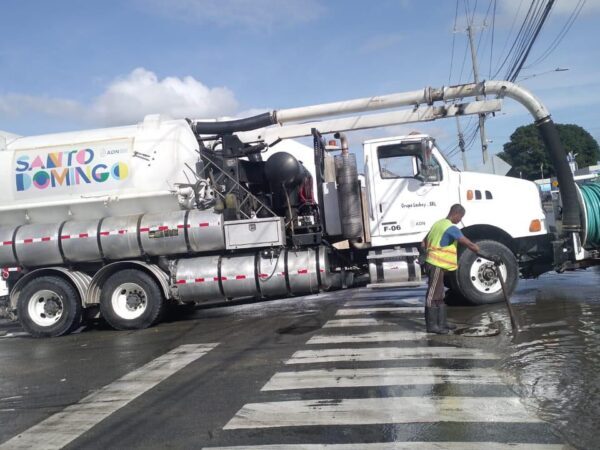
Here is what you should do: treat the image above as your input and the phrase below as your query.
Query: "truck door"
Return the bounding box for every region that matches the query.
[367,138,456,245]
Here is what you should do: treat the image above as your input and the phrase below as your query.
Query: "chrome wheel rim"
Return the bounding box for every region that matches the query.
[28,289,64,327]
[469,257,507,294]
[111,283,148,320]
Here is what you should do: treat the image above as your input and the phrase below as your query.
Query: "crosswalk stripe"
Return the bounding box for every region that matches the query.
[203,443,565,450]
[343,297,422,307]
[288,346,501,364]
[307,331,426,344]
[223,396,541,429]
[286,346,499,364]
[324,318,392,327]
[262,367,503,391]
[335,307,424,316]
[0,343,218,450]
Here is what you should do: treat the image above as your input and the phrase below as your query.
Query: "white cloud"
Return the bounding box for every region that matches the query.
[0,68,240,127]
[91,68,238,125]
[138,0,326,29]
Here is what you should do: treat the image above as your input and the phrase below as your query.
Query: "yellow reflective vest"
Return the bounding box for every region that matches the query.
[425,218,459,271]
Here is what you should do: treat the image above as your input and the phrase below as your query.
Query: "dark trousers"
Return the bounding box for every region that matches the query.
[425,264,445,307]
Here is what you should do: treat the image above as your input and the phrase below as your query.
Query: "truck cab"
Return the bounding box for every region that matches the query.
[363,134,550,304]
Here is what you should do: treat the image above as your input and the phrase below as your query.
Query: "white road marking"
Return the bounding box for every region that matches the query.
[335,307,424,316]
[261,367,503,391]
[343,297,422,307]
[0,331,29,339]
[286,346,499,364]
[324,318,391,327]
[223,396,541,429]
[0,343,218,450]
[204,443,565,450]
[307,331,427,344]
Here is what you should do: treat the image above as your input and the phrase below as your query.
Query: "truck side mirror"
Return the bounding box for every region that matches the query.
[419,139,441,184]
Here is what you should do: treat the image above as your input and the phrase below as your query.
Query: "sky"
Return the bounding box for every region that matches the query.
[1,0,599,170]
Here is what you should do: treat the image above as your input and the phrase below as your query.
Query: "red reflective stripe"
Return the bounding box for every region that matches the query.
[236,275,246,280]
[320,268,325,273]
[41,237,51,242]
[118,230,127,234]
[259,273,269,279]
[195,277,205,283]
[176,279,186,285]
[61,235,70,240]
[24,239,33,244]
[100,231,110,236]
[297,269,308,274]
[199,222,209,227]
[157,226,168,231]
[177,224,190,229]
[280,272,286,276]
[79,233,89,238]
[2,241,12,246]
[139,227,150,232]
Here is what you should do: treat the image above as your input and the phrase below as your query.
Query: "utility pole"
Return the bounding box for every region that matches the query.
[467,24,490,164]
[455,116,468,170]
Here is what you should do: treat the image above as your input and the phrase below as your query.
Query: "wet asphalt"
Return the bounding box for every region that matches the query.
[1,270,599,449]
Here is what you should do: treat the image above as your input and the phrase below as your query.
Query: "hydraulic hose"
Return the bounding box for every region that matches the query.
[192,112,276,135]
[579,182,600,246]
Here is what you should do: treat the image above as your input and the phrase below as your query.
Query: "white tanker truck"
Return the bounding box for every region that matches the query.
[1,80,598,337]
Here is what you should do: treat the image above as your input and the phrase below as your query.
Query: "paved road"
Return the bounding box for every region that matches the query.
[0,287,567,449]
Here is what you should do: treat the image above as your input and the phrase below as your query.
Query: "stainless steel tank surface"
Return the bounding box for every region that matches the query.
[99,214,143,260]
[257,251,288,297]
[0,226,18,267]
[61,220,102,263]
[220,254,259,299]
[173,246,329,304]
[287,247,320,295]
[174,255,224,303]
[15,222,63,267]
[139,211,189,256]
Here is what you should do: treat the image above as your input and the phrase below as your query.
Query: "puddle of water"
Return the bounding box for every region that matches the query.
[501,269,600,450]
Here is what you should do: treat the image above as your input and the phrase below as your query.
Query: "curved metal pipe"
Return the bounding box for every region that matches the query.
[273,80,579,234]
[334,132,349,155]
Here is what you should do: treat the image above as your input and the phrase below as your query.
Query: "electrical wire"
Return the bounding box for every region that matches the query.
[527,0,585,67]
[506,0,555,82]
[580,182,600,246]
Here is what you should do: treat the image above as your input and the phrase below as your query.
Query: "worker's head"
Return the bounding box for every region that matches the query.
[447,203,466,224]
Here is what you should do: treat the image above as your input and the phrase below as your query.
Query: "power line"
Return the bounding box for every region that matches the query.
[527,0,585,67]
[506,0,555,82]
[493,0,537,78]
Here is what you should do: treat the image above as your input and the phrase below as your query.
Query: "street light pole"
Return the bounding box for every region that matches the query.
[467,25,489,165]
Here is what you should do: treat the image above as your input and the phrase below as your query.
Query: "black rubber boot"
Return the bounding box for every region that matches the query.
[438,304,456,332]
[425,307,448,334]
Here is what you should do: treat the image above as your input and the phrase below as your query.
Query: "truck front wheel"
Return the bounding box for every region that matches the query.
[100,269,165,330]
[449,240,518,305]
[17,276,82,338]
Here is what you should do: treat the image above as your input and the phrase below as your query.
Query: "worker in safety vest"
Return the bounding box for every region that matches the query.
[422,204,480,334]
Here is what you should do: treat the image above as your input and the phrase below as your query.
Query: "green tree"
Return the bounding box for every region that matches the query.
[498,123,600,180]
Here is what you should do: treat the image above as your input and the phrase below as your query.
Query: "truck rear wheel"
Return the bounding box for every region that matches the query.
[449,240,518,305]
[100,269,165,330]
[17,276,82,338]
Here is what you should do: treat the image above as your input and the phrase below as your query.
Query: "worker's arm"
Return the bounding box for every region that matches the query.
[458,236,480,254]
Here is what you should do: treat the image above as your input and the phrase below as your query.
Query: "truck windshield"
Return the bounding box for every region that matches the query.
[377,142,443,180]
